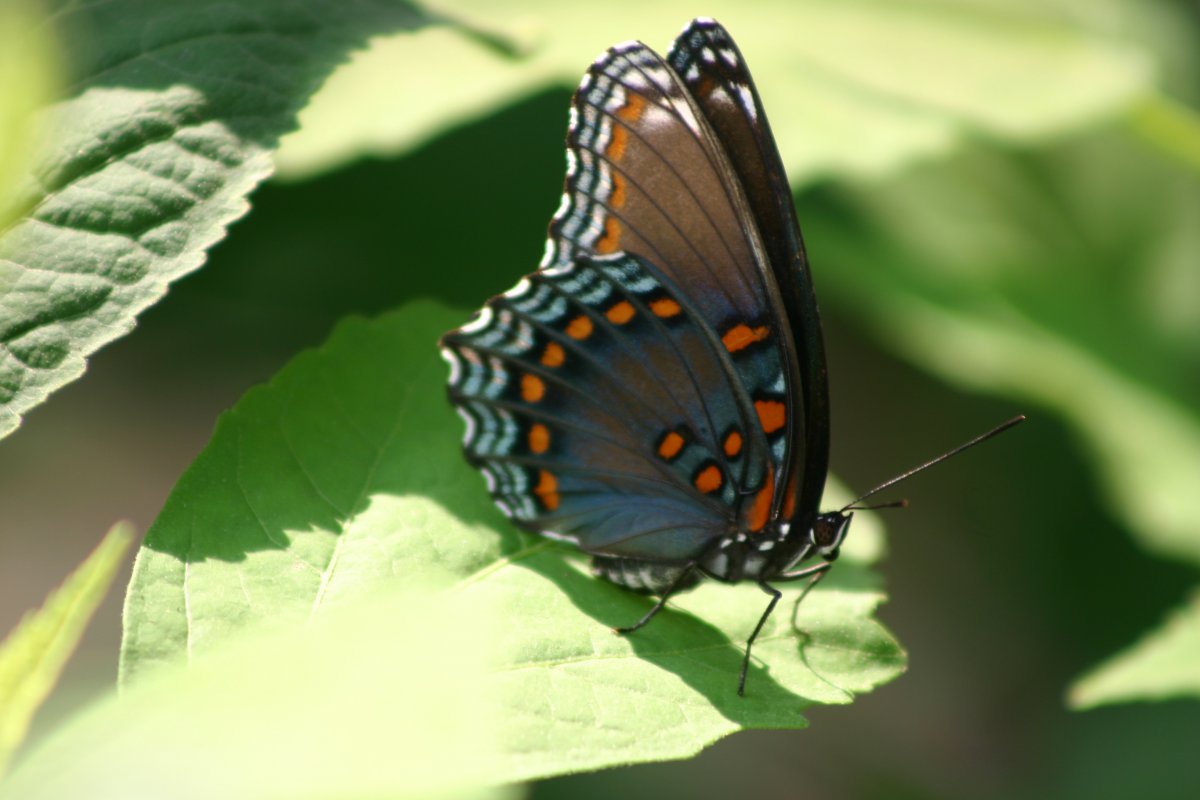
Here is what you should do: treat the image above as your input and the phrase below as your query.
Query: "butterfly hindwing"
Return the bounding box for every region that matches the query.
[443,252,772,561]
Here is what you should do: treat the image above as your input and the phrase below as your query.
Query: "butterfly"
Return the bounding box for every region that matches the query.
[440,18,1022,695]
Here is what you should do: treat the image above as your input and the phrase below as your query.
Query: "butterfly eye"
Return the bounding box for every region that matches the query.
[812,511,853,554]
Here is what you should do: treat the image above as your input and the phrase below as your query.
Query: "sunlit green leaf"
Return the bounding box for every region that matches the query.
[4,587,515,800]
[0,524,132,779]
[1070,590,1200,708]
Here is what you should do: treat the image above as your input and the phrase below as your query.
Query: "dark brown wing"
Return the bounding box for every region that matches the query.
[543,36,804,534]
[668,18,831,528]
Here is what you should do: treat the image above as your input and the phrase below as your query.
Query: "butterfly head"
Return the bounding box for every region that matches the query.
[810,511,853,561]
[756,510,852,579]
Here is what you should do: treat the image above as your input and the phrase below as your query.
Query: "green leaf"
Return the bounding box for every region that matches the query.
[121,301,905,779]
[1070,589,1200,708]
[0,0,437,441]
[277,0,1151,182]
[4,587,516,800]
[0,523,132,779]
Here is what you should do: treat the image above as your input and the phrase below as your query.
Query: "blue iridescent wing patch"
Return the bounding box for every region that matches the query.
[443,251,759,560]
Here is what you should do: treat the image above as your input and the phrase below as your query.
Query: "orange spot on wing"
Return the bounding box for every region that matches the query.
[694,464,723,494]
[607,124,628,161]
[754,399,786,434]
[607,96,645,162]
[746,467,775,533]
[722,323,770,353]
[566,315,593,340]
[650,297,681,318]
[616,92,646,122]
[534,469,559,510]
[611,172,627,208]
[596,216,621,254]
[540,341,565,368]
[606,300,635,324]
[529,423,550,454]
[521,374,545,403]
[723,430,743,458]
[657,431,685,460]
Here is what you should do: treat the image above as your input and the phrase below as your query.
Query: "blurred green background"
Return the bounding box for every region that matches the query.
[2,0,1198,797]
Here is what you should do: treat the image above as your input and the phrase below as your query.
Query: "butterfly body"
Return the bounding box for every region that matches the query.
[590,508,849,595]
[442,18,845,693]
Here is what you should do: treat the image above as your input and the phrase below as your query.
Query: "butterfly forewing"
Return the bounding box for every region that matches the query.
[543,35,806,533]
[668,19,831,526]
[546,43,762,320]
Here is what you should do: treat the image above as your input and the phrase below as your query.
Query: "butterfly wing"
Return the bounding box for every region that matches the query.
[443,27,807,561]
[442,252,758,561]
[545,35,809,530]
[667,18,831,527]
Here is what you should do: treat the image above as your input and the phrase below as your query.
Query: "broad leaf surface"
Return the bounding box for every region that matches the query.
[120,301,905,778]
[276,0,1151,182]
[0,524,131,779]
[0,0,435,441]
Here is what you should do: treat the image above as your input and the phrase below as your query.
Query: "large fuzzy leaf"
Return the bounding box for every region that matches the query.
[0,0,435,441]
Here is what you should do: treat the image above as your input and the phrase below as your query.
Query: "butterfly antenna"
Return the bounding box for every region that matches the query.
[845,498,908,512]
[840,416,1026,513]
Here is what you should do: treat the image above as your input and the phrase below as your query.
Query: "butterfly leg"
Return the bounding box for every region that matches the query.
[613,563,698,635]
[739,563,833,696]
[738,581,784,696]
[785,562,831,637]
